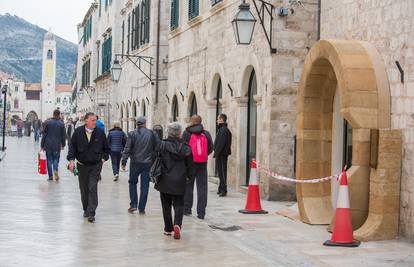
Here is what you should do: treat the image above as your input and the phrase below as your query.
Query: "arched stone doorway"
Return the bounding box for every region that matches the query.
[246,69,257,185]
[171,95,179,122]
[188,92,197,117]
[296,40,395,236]
[26,111,39,122]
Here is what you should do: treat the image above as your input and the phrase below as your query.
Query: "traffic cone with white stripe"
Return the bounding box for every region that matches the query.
[324,168,360,247]
[239,159,268,214]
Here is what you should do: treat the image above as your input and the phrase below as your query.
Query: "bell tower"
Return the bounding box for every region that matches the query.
[41,30,57,120]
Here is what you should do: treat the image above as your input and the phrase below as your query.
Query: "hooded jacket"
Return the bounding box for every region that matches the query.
[182,124,213,159]
[154,138,192,195]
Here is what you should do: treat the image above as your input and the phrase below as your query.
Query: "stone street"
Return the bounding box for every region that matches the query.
[0,136,413,267]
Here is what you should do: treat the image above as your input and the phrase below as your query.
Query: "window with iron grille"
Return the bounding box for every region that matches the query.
[170,0,179,30]
[101,37,112,74]
[189,0,199,20]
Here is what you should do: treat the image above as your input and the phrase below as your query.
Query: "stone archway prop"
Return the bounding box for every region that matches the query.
[296,39,401,241]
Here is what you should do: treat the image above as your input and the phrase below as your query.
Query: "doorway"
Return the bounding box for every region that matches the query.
[246,70,257,185]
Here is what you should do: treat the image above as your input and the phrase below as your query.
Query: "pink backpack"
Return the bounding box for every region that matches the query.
[189,133,208,163]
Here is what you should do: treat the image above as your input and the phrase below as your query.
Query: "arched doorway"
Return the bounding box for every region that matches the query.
[189,92,197,116]
[215,77,223,133]
[26,111,39,122]
[132,101,137,129]
[296,40,392,231]
[246,69,257,184]
[172,95,179,122]
[141,100,147,117]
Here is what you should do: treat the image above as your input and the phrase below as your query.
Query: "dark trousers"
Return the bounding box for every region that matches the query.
[46,150,60,178]
[110,151,122,176]
[78,163,102,216]
[217,156,228,193]
[160,192,184,232]
[184,163,208,216]
[34,129,40,142]
[129,162,151,211]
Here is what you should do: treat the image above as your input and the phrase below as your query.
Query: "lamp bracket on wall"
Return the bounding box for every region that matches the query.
[165,94,170,104]
[79,86,95,102]
[179,91,185,102]
[115,53,154,82]
[252,0,277,54]
[227,84,234,97]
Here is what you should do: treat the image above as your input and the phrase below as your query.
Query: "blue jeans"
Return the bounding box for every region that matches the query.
[110,151,122,176]
[34,130,40,142]
[129,162,151,211]
[46,151,60,178]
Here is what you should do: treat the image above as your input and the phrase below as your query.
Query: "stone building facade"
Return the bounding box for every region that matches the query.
[167,0,318,200]
[320,0,414,241]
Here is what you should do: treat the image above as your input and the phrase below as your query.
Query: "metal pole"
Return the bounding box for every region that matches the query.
[155,0,161,104]
[2,85,7,151]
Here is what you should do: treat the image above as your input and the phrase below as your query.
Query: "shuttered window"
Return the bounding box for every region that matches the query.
[170,0,179,30]
[82,59,91,88]
[189,0,199,20]
[83,16,92,46]
[127,15,131,53]
[101,36,112,74]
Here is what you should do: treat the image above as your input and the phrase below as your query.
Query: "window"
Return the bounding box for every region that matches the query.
[101,36,112,73]
[189,0,199,20]
[170,0,179,30]
[134,5,140,49]
[14,99,19,109]
[211,0,222,6]
[15,86,18,92]
[26,91,40,100]
[121,21,125,56]
[56,97,61,104]
[47,50,53,60]
[127,15,131,53]
[82,59,91,87]
[83,16,92,45]
[99,0,102,16]
[140,0,150,45]
[131,9,135,50]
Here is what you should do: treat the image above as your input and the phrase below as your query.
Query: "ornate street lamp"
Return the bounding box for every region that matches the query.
[111,59,122,82]
[232,1,256,45]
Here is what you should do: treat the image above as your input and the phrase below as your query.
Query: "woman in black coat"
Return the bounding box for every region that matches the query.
[155,122,192,240]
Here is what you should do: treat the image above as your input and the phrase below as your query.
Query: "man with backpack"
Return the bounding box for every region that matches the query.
[183,115,213,219]
[121,116,159,214]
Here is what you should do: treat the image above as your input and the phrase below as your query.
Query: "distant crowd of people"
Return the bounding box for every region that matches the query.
[40,109,232,240]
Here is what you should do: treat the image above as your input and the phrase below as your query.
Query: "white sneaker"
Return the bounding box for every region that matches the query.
[113,174,119,181]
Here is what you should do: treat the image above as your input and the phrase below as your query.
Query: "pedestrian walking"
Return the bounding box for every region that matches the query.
[66,118,74,146]
[155,122,192,239]
[67,112,110,223]
[121,116,159,214]
[107,121,126,181]
[33,119,41,142]
[16,119,24,138]
[96,116,105,132]
[183,115,213,219]
[41,110,66,181]
[214,114,232,197]
[75,116,85,128]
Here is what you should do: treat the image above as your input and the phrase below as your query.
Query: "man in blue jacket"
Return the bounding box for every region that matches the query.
[108,121,127,181]
[41,109,66,181]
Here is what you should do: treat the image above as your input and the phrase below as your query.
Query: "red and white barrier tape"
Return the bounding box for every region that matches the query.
[257,163,340,184]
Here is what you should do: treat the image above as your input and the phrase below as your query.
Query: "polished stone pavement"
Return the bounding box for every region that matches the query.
[0,137,413,267]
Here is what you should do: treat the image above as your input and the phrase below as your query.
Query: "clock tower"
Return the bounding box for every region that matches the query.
[41,30,57,120]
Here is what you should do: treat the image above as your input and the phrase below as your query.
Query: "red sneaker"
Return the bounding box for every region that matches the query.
[173,225,181,240]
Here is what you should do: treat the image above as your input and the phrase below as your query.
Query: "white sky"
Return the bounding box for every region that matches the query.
[0,0,94,43]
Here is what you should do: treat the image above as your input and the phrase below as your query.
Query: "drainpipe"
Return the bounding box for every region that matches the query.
[155,0,161,104]
[317,0,321,40]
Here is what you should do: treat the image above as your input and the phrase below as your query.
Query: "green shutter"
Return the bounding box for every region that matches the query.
[171,0,179,30]
[146,0,150,43]
[189,0,199,20]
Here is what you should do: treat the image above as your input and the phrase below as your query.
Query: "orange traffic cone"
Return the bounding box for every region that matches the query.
[239,159,268,214]
[324,169,360,247]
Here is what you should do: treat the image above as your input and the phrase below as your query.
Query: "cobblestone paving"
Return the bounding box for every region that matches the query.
[0,137,413,267]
